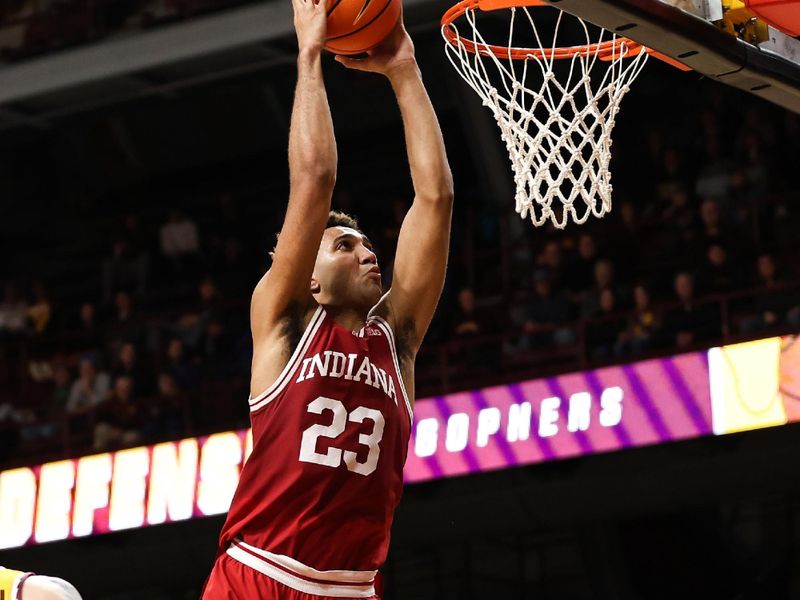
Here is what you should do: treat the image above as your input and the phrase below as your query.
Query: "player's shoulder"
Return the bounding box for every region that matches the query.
[250,268,317,333]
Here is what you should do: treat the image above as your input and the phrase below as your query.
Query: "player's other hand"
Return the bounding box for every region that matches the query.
[334,16,416,77]
[293,0,327,55]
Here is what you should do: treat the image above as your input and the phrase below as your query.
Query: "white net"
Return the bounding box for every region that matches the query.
[442,3,649,228]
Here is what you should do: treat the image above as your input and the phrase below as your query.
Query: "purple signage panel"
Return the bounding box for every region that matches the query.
[5,335,798,548]
[404,353,713,483]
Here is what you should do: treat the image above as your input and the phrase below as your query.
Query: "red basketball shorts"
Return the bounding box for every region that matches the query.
[201,551,381,600]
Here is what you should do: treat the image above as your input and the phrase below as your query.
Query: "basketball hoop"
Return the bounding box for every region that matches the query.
[442,0,685,228]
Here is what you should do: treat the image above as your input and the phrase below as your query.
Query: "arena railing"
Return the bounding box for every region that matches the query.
[2,279,798,469]
[0,0,260,62]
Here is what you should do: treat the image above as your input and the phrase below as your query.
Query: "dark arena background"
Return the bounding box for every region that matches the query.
[1,1,800,599]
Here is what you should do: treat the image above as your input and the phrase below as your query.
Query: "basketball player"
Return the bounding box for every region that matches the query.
[0,567,82,600]
[201,0,452,597]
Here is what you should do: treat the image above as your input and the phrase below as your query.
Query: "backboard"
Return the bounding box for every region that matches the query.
[440,0,799,228]
[538,0,800,113]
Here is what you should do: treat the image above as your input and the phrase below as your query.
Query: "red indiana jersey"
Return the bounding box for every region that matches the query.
[216,305,413,596]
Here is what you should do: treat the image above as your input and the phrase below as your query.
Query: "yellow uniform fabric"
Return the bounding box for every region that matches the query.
[0,567,30,600]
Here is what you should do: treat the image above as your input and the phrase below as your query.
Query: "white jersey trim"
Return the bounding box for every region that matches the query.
[368,316,413,424]
[227,540,376,598]
[249,305,325,413]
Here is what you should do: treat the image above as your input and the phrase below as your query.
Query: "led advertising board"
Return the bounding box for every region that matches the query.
[1,335,797,549]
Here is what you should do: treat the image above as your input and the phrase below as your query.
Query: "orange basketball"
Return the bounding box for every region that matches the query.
[324,0,401,55]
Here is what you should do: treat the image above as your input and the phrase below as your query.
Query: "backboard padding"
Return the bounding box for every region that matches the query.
[544,0,800,112]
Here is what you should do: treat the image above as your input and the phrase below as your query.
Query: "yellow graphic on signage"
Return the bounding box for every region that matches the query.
[709,335,800,434]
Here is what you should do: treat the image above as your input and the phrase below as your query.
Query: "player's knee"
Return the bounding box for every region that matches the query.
[22,576,83,600]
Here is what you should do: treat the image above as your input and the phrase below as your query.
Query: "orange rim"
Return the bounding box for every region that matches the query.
[441,0,691,69]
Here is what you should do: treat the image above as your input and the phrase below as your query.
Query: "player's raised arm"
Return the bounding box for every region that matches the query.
[336,20,454,354]
[251,0,337,346]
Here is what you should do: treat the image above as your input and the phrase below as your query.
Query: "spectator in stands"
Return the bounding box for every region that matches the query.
[451,287,485,337]
[162,275,223,350]
[211,193,244,239]
[632,128,662,194]
[199,317,237,381]
[75,301,103,349]
[105,290,145,351]
[26,279,53,334]
[159,209,201,278]
[450,287,497,369]
[93,375,143,452]
[112,342,155,396]
[51,363,73,416]
[565,233,599,296]
[0,398,23,461]
[122,213,150,254]
[380,198,406,256]
[536,240,564,285]
[663,271,721,350]
[18,361,72,444]
[581,259,624,318]
[729,131,769,220]
[659,187,698,235]
[140,0,181,25]
[739,254,800,333]
[696,198,735,249]
[201,273,223,308]
[0,0,34,58]
[654,146,691,204]
[144,373,184,441]
[514,268,575,348]
[0,282,28,337]
[607,201,641,282]
[61,302,107,352]
[616,284,660,356]
[586,289,626,360]
[102,236,148,301]
[66,355,111,416]
[641,186,693,262]
[211,237,254,297]
[695,132,734,202]
[164,338,199,390]
[50,361,72,415]
[698,243,740,294]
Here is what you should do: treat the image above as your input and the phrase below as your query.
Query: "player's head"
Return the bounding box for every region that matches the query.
[310,211,382,312]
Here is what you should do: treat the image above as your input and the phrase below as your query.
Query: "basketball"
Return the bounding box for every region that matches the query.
[324,0,401,55]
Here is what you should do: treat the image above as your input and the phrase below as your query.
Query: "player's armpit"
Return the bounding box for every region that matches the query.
[250,261,321,352]
[383,193,453,354]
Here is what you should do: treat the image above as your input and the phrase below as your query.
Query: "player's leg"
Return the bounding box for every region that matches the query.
[202,553,286,600]
[21,576,82,600]
[201,553,243,600]
[201,553,380,600]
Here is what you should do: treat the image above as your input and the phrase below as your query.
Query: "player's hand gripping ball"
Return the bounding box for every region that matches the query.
[324,0,401,55]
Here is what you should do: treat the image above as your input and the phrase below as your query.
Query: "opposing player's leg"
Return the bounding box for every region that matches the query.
[21,576,83,600]
[1,568,83,600]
